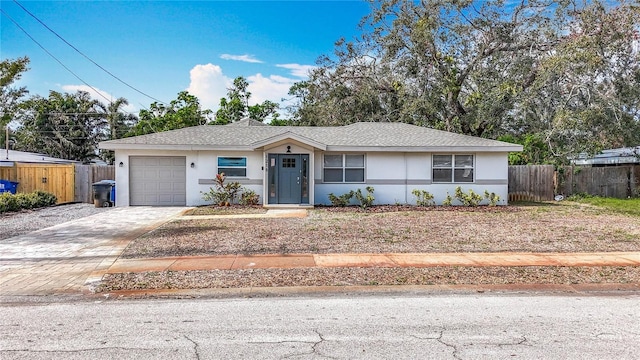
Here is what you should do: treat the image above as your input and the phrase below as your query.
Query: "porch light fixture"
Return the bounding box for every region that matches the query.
[190,162,195,168]
[286,146,291,153]
[119,161,124,167]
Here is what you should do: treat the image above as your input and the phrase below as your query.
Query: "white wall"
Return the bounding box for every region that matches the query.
[313,152,510,206]
[114,149,264,207]
[115,149,511,207]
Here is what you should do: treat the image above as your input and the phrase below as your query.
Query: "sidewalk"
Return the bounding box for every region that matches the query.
[106,251,640,274]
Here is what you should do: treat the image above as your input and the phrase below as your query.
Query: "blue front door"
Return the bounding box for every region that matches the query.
[268,154,309,204]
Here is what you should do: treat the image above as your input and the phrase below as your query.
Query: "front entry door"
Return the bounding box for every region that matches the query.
[278,155,301,204]
[268,154,309,204]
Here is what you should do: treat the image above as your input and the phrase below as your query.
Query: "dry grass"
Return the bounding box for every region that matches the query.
[122,203,640,259]
[100,203,640,292]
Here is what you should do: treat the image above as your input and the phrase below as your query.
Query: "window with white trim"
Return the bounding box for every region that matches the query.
[432,154,474,183]
[323,154,365,183]
[217,156,247,177]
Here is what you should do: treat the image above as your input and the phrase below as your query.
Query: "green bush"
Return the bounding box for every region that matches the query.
[33,190,57,207]
[0,192,19,213]
[201,173,242,206]
[442,193,453,206]
[484,190,501,206]
[0,190,56,213]
[412,189,435,206]
[15,193,39,209]
[454,186,484,206]
[354,186,375,209]
[328,191,354,207]
[239,188,260,205]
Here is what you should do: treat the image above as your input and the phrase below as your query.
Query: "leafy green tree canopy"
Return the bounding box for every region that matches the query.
[289,0,639,163]
[1,57,30,130]
[214,76,280,124]
[128,91,211,136]
[15,90,107,162]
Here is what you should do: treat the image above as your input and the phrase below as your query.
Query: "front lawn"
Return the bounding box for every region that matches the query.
[122,203,640,259]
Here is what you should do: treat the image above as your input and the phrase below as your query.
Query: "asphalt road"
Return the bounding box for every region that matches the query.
[1,293,639,359]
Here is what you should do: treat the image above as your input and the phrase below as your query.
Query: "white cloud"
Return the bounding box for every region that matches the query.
[220,54,263,63]
[276,63,316,78]
[246,73,297,110]
[186,63,232,111]
[186,61,316,116]
[60,84,137,113]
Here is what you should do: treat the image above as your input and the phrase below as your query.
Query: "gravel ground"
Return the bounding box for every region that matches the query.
[97,266,640,292]
[98,203,640,292]
[0,203,112,240]
[122,204,640,258]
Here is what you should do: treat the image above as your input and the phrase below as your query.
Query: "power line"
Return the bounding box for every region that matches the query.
[0,8,113,104]
[12,0,166,105]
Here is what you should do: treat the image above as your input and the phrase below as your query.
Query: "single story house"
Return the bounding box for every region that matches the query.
[98,119,522,207]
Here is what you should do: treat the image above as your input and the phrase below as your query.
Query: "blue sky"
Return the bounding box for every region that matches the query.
[1,0,371,115]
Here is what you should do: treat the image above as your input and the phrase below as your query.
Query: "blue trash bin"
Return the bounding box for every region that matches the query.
[0,180,19,194]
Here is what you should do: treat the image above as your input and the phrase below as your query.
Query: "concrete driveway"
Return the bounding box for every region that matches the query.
[0,207,187,297]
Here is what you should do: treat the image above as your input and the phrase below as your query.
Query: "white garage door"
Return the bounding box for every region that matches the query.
[129,156,186,206]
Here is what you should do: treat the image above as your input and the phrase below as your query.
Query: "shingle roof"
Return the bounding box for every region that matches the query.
[99,121,522,152]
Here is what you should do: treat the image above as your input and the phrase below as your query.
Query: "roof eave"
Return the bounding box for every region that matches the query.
[251,131,328,151]
[325,145,524,152]
[99,143,255,151]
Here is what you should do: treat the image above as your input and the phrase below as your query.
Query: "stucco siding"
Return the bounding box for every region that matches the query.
[475,152,508,181]
[115,149,265,207]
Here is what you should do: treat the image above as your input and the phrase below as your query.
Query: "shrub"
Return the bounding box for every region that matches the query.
[354,186,375,209]
[15,193,39,209]
[454,186,483,206]
[484,190,501,206]
[0,192,19,213]
[412,189,435,206]
[0,190,56,213]
[201,173,242,206]
[239,188,260,205]
[33,190,57,207]
[442,193,453,206]
[328,191,354,207]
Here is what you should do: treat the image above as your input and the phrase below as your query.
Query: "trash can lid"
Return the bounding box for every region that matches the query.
[93,180,115,185]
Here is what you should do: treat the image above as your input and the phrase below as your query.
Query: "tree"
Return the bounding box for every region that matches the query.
[214,76,280,124]
[1,57,30,148]
[127,91,211,136]
[289,0,639,162]
[14,90,107,162]
[100,97,137,163]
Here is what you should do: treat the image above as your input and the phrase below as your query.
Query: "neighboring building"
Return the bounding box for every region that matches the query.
[99,119,522,207]
[572,147,640,166]
[0,150,80,167]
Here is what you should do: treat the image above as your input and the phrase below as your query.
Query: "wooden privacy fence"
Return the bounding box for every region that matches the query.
[74,164,116,203]
[508,165,555,202]
[556,165,639,199]
[508,164,640,202]
[0,163,114,204]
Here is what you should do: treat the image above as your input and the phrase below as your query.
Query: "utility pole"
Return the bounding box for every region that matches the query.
[5,126,8,160]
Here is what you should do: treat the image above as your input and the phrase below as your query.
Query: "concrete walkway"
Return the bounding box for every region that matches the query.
[1,207,639,297]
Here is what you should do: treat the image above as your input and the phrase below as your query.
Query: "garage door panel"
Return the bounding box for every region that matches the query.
[129,156,186,206]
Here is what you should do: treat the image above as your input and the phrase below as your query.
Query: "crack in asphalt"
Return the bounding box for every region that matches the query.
[276,329,336,359]
[184,335,201,360]
[496,335,530,347]
[410,328,460,359]
[435,330,462,360]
